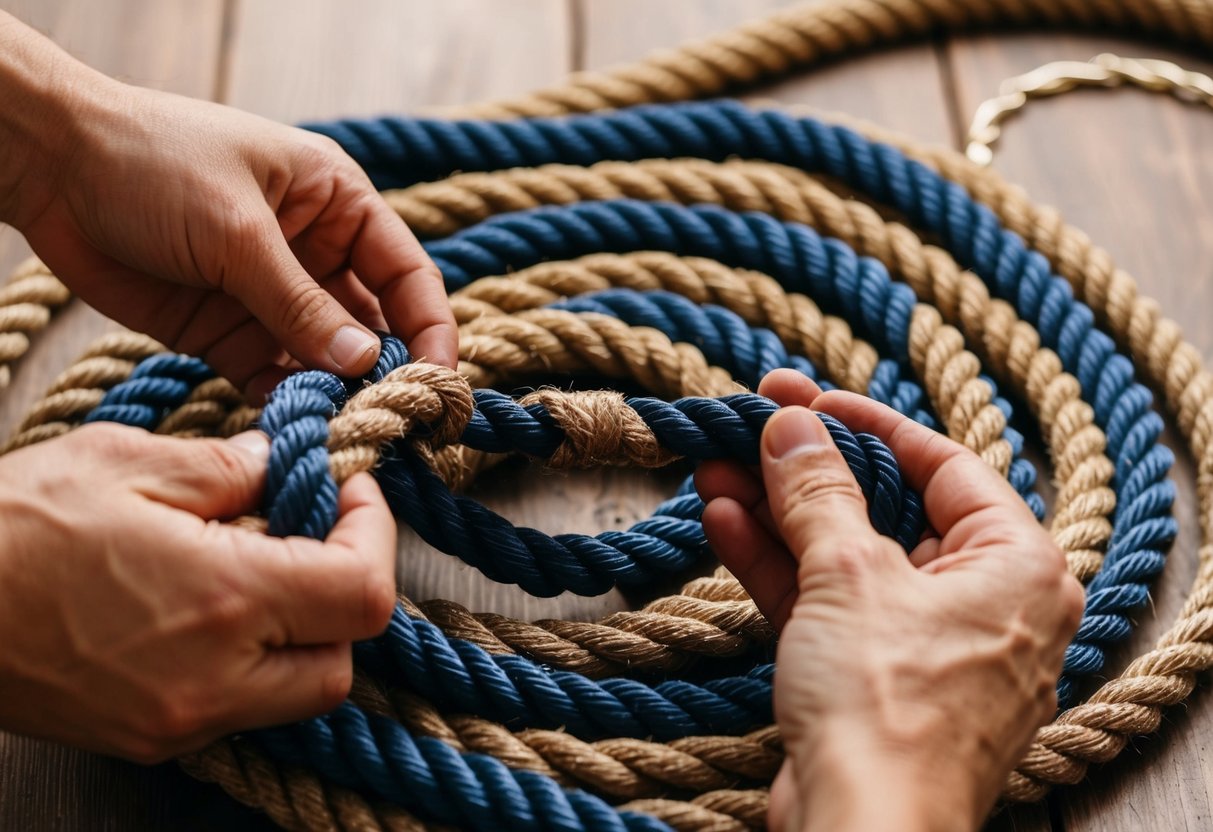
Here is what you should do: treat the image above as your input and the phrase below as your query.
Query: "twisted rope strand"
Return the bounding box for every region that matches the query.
[3,330,163,451]
[0,257,71,389]
[6,0,1213,823]
[450,0,1213,119]
[186,0,1213,822]
[415,197,1173,693]
[351,679,782,800]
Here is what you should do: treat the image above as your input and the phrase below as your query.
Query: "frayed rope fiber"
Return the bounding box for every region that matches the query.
[5,0,1213,828]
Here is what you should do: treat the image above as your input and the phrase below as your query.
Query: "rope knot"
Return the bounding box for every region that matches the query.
[328,363,475,482]
[519,388,677,469]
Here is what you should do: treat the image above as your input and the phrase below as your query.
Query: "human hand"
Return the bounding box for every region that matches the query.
[0,14,455,398]
[695,370,1084,832]
[0,425,396,763]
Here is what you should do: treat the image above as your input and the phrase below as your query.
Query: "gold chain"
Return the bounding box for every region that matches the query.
[965,53,1213,166]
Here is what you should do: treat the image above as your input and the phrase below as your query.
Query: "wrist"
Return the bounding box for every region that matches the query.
[792,726,981,832]
[0,12,119,227]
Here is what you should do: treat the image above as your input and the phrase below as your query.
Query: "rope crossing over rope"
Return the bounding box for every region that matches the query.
[6,0,1213,828]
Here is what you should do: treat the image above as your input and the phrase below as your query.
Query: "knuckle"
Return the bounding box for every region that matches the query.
[360,565,397,636]
[408,262,445,287]
[1022,535,1069,587]
[195,579,253,637]
[300,131,345,159]
[121,736,173,766]
[195,441,256,496]
[800,536,894,586]
[1060,574,1086,632]
[227,209,271,248]
[141,693,205,750]
[927,429,973,463]
[777,463,865,518]
[279,283,333,339]
[321,656,354,712]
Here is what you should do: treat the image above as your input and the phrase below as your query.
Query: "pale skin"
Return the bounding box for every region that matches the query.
[0,11,1084,831]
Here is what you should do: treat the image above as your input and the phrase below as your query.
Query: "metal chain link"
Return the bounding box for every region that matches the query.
[965,53,1213,165]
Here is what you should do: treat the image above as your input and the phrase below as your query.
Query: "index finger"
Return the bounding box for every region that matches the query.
[812,390,1035,535]
[350,197,458,368]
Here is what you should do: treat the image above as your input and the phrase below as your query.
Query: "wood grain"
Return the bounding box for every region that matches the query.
[577,0,956,145]
[222,0,572,123]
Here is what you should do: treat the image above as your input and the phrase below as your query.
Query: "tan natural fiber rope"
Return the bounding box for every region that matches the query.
[0,184,1135,810]
[348,678,782,800]
[3,330,162,452]
[0,252,1115,751]
[454,0,1213,120]
[180,740,435,832]
[434,249,1114,580]
[0,257,71,390]
[258,0,1213,809]
[2,0,1211,824]
[384,148,1121,580]
[184,740,770,832]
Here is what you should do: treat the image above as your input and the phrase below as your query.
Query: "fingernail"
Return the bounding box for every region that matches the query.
[328,326,379,372]
[226,430,270,462]
[764,407,825,460]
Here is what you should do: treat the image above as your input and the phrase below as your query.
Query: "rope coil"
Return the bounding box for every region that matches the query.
[7,0,1213,827]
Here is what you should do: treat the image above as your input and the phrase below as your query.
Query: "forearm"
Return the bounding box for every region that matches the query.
[0,12,111,226]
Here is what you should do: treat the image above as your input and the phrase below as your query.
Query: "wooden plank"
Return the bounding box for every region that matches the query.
[947,31,1213,832]
[578,0,955,145]
[222,0,571,122]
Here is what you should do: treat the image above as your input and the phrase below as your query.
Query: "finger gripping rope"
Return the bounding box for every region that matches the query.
[258,345,925,598]
[10,0,1213,827]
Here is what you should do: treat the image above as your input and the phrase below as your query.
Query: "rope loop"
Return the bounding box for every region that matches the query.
[7,0,1213,826]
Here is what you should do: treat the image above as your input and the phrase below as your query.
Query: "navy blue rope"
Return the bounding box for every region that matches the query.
[374,395,924,597]
[83,353,213,429]
[71,100,1190,827]
[248,340,925,598]
[411,196,1176,702]
[552,287,1044,518]
[254,701,671,832]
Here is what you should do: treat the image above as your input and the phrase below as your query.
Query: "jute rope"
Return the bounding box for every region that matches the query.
[453,0,1213,120]
[0,258,70,390]
[4,249,1112,671]
[4,0,1212,826]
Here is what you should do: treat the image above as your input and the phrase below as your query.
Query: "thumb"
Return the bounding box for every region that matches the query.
[760,406,885,568]
[137,431,270,520]
[228,209,380,376]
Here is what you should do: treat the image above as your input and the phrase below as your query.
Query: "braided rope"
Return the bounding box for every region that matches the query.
[4,0,1213,826]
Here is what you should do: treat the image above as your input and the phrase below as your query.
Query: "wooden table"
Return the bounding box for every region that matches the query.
[0,1,1210,829]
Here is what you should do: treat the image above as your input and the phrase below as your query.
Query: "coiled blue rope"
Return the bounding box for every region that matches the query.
[73,100,1186,828]
[552,287,1044,518]
[414,197,1177,703]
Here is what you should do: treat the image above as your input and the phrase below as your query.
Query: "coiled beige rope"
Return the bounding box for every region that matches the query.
[5,0,1213,825]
